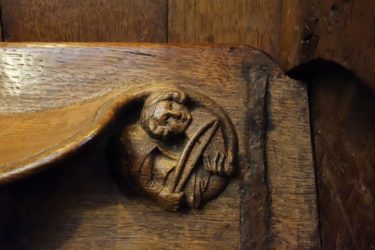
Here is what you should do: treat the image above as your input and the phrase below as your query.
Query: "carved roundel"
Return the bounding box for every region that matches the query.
[117,87,237,211]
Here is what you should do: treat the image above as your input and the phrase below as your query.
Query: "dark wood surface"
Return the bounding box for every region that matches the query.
[0,1,373,248]
[0,1,374,89]
[0,0,167,42]
[168,0,375,90]
[0,44,318,249]
[313,78,375,250]
[266,73,319,249]
[168,0,282,58]
[280,0,375,90]
[292,62,375,250]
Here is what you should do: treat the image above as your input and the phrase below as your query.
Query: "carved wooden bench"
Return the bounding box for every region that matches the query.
[0,44,319,249]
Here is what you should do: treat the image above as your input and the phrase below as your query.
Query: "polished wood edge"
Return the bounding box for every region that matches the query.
[0,42,260,49]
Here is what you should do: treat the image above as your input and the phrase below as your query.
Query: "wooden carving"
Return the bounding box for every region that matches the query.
[117,88,237,211]
[0,44,320,249]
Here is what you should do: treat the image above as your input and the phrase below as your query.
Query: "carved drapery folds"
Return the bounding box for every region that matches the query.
[117,87,237,211]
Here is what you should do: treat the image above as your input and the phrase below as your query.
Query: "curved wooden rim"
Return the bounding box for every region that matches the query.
[0,84,238,185]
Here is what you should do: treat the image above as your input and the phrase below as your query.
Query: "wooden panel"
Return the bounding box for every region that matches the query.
[0,0,373,87]
[0,44,318,249]
[305,64,375,250]
[266,73,320,249]
[1,0,373,88]
[0,1,371,248]
[0,143,241,249]
[279,1,318,70]
[0,0,167,42]
[314,0,375,90]
[168,0,375,90]
[168,0,281,59]
[0,44,258,249]
[280,0,375,90]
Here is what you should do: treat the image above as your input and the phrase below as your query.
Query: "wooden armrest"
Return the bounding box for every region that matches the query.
[0,43,319,249]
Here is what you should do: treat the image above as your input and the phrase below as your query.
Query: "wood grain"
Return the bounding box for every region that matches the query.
[305,64,375,250]
[168,0,375,90]
[240,65,269,249]
[0,43,264,182]
[266,72,320,249]
[279,1,319,70]
[0,44,256,249]
[1,0,374,89]
[314,0,375,90]
[0,0,167,42]
[0,44,318,249]
[0,1,372,248]
[0,144,241,249]
[281,0,375,90]
[168,0,281,59]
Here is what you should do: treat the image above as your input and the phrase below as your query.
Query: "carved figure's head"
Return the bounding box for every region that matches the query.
[140,90,192,140]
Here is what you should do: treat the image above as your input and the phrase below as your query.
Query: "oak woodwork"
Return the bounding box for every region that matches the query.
[0,44,319,249]
[117,88,237,211]
[0,0,167,42]
[266,73,319,249]
[311,0,375,90]
[313,78,375,250]
[0,1,372,248]
[166,5,375,247]
[1,0,373,89]
[168,0,281,58]
[168,0,375,90]
[293,62,375,250]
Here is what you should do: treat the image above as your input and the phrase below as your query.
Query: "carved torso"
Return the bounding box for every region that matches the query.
[118,89,236,211]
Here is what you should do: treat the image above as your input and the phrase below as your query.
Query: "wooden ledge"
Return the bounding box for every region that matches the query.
[0,44,319,249]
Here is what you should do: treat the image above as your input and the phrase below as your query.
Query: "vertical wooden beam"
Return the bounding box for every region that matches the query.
[241,65,269,249]
[266,73,320,249]
[0,0,167,42]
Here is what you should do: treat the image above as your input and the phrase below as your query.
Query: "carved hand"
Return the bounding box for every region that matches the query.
[204,152,232,176]
[158,188,185,211]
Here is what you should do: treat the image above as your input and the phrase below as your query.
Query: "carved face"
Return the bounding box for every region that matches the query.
[146,99,192,140]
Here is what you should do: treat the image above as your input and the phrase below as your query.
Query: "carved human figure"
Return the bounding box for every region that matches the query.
[120,90,234,211]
